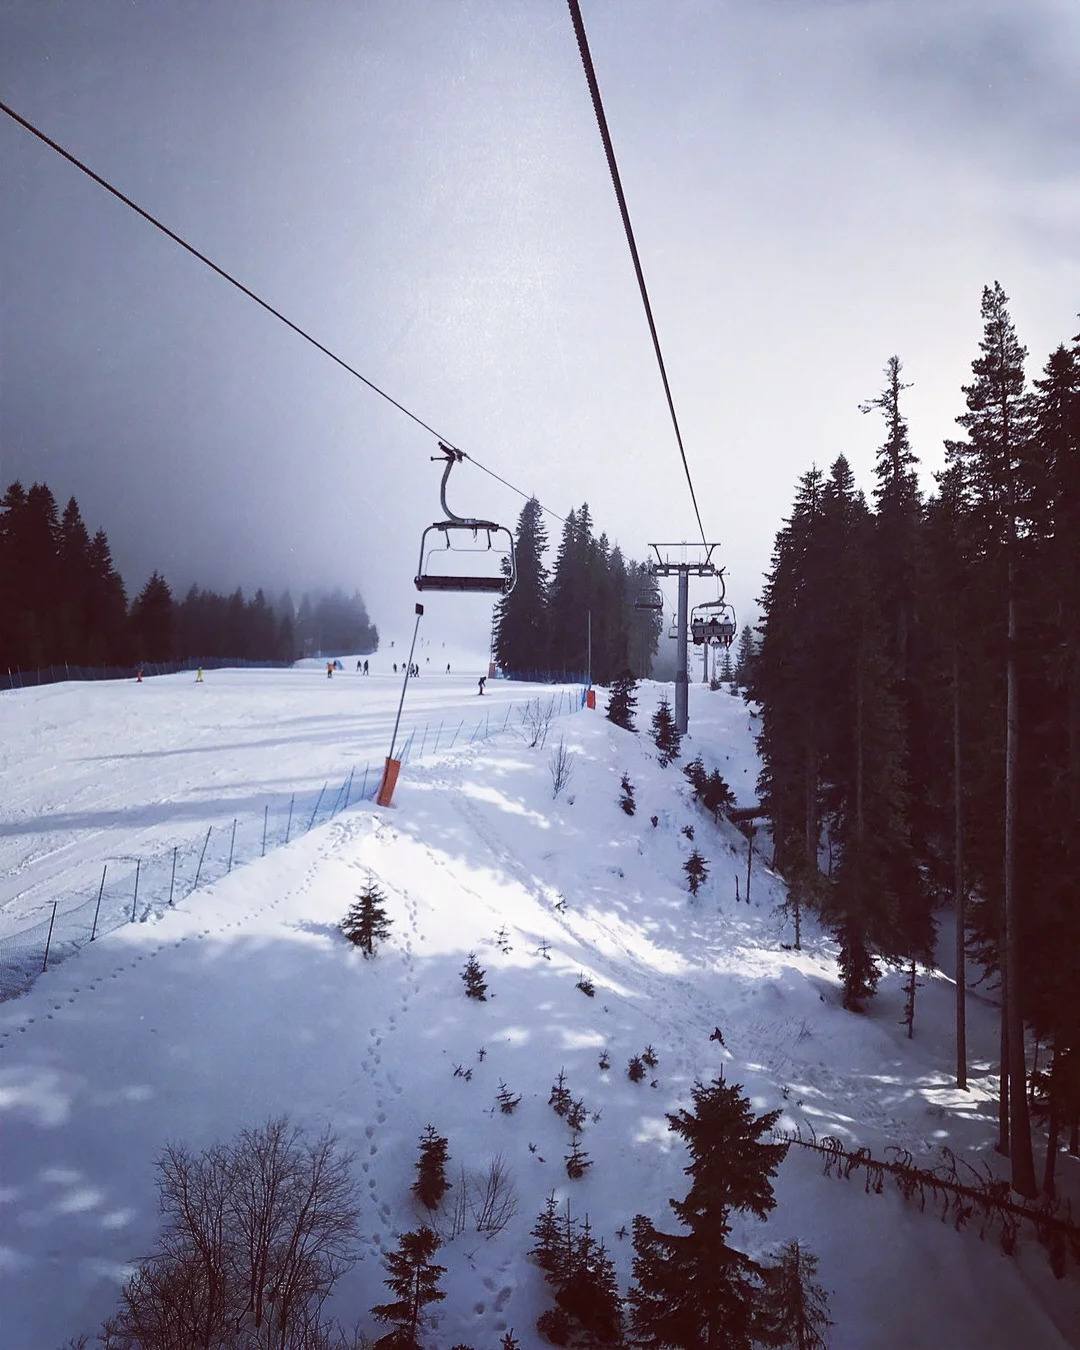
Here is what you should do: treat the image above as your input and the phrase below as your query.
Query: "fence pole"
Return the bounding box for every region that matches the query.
[228,819,237,872]
[343,767,354,810]
[285,794,295,844]
[307,783,327,833]
[503,703,513,731]
[91,864,107,939]
[192,826,213,893]
[131,859,141,922]
[361,764,369,799]
[262,805,268,857]
[420,722,428,757]
[42,901,58,971]
[433,720,443,752]
[484,710,490,738]
[450,719,464,748]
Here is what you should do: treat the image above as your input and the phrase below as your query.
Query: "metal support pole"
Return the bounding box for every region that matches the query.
[228,819,237,872]
[434,720,443,752]
[343,767,354,811]
[307,783,327,832]
[42,901,58,971]
[746,825,754,904]
[169,848,177,905]
[450,718,464,748]
[675,566,689,734]
[388,604,424,762]
[502,705,512,731]
[285,794,295,844]
[361,764,369,798]
[192,825,212,892]
[131,859,141,922]
[91,865,107,940]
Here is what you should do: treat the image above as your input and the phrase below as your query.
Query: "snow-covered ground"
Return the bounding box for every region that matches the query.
[1,669,1078,1349]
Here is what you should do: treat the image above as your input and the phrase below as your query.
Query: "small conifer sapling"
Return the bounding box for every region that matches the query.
[619,772,636,816]
[684,849,709,896]
[412,1126,452,1211]
[370,1225,446,1347]
[627,1055,646,1083]
[341,884,392,957]
[461,953,488,1001]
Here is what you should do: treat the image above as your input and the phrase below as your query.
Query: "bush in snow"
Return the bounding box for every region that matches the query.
[650,696,682,766]
[598,1048,611,1071]
[576,973,596,997]
[642,1044,659,1069]
[619,772,636,816]
[412,1125,452,1212]
[461,954,488,1001]
[627,1055,646,1083]
[342,884,392,956]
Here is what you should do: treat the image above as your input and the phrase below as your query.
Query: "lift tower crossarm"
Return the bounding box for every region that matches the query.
[646,543,722,734]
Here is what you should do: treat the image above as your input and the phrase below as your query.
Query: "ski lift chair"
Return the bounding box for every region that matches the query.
[690,605,710,645]
[634,583,664,612]
[414,444,516,595]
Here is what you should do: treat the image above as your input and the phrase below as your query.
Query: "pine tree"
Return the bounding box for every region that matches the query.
[371,1226,446,1349]
[461,954,488,1001]
[342,885,392,957]
[130,570,175,663]
[411,1126,451,1211]
[944,281,1038,1198]
[549,1069,572,1118]
[651,696,682,766]
[494,496,550,674]
[607,671,638,732]
[733,625,757,688]
[757,1239,833,1350]
[628,1077,788,1350]
[565,1135,592,1180]
[684,850,709,897]
[619,773,636,816]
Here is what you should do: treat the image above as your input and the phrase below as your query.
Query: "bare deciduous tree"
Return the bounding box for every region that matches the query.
[548,738,575,799]
[467,1154,518,1235]
[87,1117,362,1350]
[518,697,555,750]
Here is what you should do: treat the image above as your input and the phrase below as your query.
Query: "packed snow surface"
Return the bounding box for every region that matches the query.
[1,664,1078,1348]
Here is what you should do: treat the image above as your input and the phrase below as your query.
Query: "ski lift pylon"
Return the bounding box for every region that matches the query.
[414,444,516,594]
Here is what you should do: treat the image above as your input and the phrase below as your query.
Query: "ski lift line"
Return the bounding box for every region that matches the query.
[565,0,709,549]
[0,99,569,529]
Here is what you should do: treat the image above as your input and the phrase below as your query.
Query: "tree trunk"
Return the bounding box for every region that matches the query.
[997,989,1009,1157]
[953,642,967,1089]
[1004,579,1037,1196]
[1043,1040,1061,1198]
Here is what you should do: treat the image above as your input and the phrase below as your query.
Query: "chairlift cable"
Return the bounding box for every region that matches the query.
[0,98,568,528]
[565,0,709,549]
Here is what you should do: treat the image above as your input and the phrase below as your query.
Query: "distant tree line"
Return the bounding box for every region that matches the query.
[751,283,1080,1201]
[493,497,662,683]
[0,480,378,671]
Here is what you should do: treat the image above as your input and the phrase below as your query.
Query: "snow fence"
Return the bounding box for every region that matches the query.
[0,687,587,999]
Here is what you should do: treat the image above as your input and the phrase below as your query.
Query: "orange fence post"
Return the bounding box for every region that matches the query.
[376,757,402,807]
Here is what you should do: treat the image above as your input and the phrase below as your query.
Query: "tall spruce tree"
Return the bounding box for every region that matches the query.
[629,1076,788,1350]
[944,281,1038,1197]
[130,571,175,663]
[494,496,549,674]
[371,1226,446,1349]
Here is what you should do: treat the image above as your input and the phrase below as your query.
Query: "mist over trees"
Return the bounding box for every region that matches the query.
[0,483,377,672]
[750,283,1080,1198]
[494,498,662,682]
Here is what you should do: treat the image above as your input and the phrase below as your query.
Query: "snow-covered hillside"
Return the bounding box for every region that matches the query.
[1,670,1078,1349]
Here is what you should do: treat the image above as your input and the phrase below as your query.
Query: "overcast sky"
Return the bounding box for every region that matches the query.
[2,0,1078,653]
